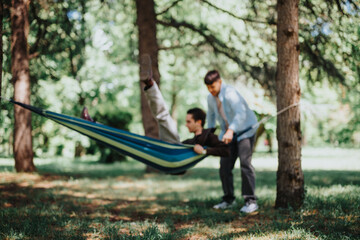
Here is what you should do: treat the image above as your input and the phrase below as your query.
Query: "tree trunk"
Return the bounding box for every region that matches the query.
[11,0,35,172]
[275,0,304,209]
[136,0,161,173]
[0,0,3,104]
[170,84,178,128]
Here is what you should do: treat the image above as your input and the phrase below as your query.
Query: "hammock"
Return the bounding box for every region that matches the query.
[6,99,207,174]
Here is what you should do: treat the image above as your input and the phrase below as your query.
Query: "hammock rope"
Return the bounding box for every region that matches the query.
[234,102,300,138]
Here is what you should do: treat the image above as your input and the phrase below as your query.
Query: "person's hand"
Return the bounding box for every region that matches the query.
[193,144,205,154]
[222,129,234,144]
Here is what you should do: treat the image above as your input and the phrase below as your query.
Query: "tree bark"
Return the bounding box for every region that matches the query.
[136,0,161,172]
[0,0,3,104]
[275,0,304,209]
[11,0,35,172]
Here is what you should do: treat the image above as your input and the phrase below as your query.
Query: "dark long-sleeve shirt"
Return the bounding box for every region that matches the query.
[182,128,230,157]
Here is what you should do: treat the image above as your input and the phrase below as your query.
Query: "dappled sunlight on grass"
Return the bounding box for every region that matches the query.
[0,147,359,239]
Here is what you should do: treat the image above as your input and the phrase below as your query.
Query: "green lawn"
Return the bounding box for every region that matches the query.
[0,147,359,239]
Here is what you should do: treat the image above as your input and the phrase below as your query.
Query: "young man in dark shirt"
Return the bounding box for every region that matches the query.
[140,75,228,157]
[82,55,229,158]
[182,108,228,156]
[81,84,228,157]
[138,54,229,157]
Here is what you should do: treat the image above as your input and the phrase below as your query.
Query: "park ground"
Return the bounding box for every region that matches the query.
[0,147,359,239]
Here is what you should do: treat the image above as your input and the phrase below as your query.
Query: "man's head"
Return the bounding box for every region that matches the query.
[204,70,222,97]
[186,108,206,134]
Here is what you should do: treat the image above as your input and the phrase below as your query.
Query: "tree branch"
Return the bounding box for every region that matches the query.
[28,52,40,59]
[199,0,276,25]
[301,38,347,87]
[156,0,183,16]
[158,41,206,50]
[29,2,50,56]
[348,0,360,10]
[157,17,277,97]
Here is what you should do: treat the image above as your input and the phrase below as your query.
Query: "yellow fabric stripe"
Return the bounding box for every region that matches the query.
[51,118,205,168]
[45,111,190,150]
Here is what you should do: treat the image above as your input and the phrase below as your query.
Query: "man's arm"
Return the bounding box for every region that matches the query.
[194,133,230,157]
[207,95,216,128]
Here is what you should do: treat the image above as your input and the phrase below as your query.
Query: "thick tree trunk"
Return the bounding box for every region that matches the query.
[0,0,3,103]
[136,0,161,172]
[170,84,178,127]
[11,0,35,172]
[275,0,304,209]
[136,0,160,138]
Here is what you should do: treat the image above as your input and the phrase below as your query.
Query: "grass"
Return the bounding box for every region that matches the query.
[0,147,359,239]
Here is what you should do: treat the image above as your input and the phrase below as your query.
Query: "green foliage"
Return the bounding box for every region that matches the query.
[297,0,360,146]
[28,0,89,80]
[329,91,360,147]
[1,0,90,156]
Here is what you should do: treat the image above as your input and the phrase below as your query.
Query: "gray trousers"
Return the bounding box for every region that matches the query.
[144,82,181,144]
[220,135,256,203]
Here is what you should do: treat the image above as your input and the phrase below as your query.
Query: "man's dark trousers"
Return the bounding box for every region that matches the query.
[220,135,256,203]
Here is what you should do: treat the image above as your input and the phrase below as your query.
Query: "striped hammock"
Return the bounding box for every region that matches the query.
[8,99,207,174]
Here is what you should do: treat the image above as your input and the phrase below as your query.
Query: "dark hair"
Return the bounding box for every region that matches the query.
[187,108,206,127]
[204,70,221,85]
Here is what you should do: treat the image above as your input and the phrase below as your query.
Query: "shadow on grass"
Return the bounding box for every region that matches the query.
[0,182,239,239]
[1,159,359,239]
[0,183,90,239]
[2,180,358,239]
